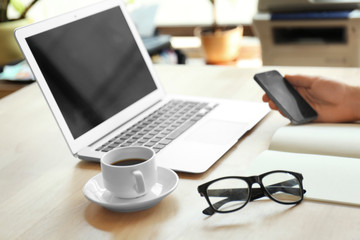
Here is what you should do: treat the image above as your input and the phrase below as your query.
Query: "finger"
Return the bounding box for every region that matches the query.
[268,101,279,110]
[279,110,287,118]
[263,95,288,118]
[262,94,279,110]
[262,94,270,102]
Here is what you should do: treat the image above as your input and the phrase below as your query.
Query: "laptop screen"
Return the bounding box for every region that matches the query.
[26,7,157,139]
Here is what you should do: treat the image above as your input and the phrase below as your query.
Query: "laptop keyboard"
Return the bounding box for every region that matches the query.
[96,100,218,153]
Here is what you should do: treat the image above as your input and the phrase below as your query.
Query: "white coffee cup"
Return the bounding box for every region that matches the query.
[100,146,157,198]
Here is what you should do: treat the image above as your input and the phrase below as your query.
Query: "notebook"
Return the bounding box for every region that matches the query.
[247,123,360,206]
[14,0,269,173]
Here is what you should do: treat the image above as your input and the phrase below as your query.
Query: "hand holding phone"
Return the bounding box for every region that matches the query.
[254,70,317,124]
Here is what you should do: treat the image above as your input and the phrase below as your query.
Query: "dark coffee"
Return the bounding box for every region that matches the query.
[111,158,146,166]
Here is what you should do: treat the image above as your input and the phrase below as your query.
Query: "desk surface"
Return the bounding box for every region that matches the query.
[1,64,360,240]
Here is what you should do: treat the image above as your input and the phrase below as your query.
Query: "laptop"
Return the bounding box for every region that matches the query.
[14,0,269,173]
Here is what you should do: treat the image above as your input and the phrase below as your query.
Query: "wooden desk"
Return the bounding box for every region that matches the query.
[0,80,31,98]
[1,65,360,239]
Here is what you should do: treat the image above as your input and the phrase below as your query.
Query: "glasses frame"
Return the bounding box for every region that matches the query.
[197,170,306,215]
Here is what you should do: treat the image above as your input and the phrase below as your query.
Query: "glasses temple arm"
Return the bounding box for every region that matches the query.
[202,198,229,215]
[262,178,306,198]
[205,178,299,201]
[201,188,249,215]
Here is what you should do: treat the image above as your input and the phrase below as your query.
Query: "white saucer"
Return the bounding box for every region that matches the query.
[83,167,179,212]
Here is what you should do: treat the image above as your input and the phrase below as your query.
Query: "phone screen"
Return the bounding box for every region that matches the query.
[254,70,317,124]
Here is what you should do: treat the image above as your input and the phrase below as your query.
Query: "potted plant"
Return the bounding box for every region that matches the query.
[195,0,243,64]
[0,0,39,66]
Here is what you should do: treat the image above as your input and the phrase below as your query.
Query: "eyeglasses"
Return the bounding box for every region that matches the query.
[197,170,306,215]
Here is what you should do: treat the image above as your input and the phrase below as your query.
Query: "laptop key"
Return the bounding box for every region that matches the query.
[159,139,172,145]
[120,143,131,147]
[166,120,197,140]
[154,143,166,150]
[144,142,156,147]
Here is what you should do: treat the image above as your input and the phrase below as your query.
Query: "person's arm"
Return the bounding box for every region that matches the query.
[262,74,360,123]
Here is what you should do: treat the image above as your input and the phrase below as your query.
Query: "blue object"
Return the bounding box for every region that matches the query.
[271,11,352,20]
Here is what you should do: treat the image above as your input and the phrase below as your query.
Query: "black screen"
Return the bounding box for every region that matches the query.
[26,7,157,139]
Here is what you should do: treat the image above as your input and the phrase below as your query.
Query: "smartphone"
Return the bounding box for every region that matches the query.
[254,70,317,124]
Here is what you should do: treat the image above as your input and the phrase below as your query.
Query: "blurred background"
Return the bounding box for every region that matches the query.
[2,0,360,97]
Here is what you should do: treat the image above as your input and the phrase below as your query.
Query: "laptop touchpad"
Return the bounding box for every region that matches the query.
[185,119,249,145]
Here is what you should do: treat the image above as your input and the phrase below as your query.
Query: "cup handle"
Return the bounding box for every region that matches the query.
[132,170,146,194]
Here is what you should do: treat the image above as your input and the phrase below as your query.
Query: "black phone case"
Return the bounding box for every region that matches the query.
[254,70,317,124]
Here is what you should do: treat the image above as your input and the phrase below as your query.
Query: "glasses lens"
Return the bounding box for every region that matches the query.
[206,178,249,212]
[262,172,303,203]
